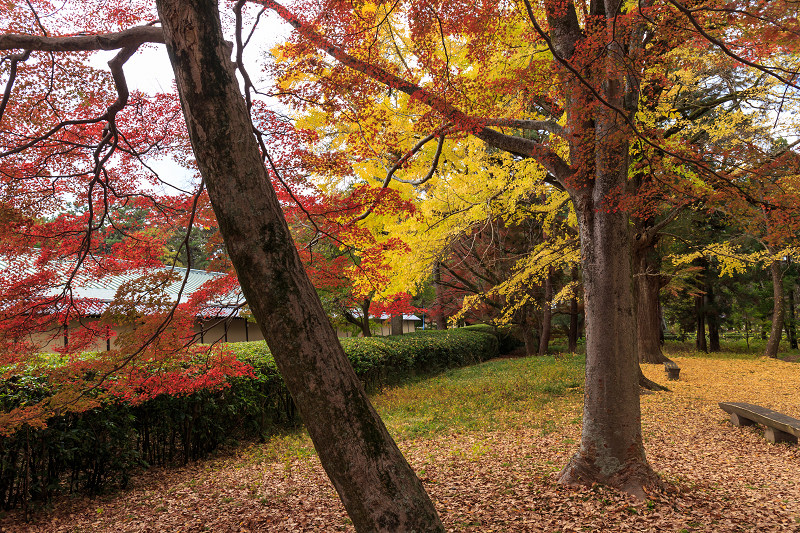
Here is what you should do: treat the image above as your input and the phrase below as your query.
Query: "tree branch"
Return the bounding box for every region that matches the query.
[0,26,165,52]
[0,49,31,125]
[521,0,782,209]
[483,118,565,137]
[388,132,446,186]
[665,0,799,90]
[259,0,573,181]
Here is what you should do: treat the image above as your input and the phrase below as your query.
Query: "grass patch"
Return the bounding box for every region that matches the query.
[371,354,585,439]
[229,352,586,466]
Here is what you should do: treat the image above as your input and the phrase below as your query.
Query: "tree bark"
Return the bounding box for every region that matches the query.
[358,299,372,337]
[549,0,660,499]
[633,236,669,364]
[786,283,797,349]
[539,266,553,356]
[765,260,785,359]
[706,279,720,352]
[155,1,443,530]
[521,305,539,357]
[695,294,708,353]
[568,266,580,353]
[559,192,660,499]
[432,261,448,330]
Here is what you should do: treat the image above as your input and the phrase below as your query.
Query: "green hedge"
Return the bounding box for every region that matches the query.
[462,324,524,354]
[0,328,497,509]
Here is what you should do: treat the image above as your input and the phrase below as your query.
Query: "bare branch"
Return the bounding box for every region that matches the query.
[483,118,565,137]
[0,42,146,158]
[0,49,31,125]
[382,128,447,186]
[351,125,450,222]
[0,26,165,52]
[392,134,445,186]
[104,46,137,120]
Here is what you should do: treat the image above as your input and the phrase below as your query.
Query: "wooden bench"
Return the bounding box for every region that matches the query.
[719,402,800,444]
[664,361,681,380]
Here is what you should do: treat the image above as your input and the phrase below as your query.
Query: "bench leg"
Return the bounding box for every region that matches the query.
[764,427,798,444]
[730,412,756,427]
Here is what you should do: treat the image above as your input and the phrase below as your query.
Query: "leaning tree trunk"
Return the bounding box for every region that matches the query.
[765,259,785,359]
[155,1,443,530]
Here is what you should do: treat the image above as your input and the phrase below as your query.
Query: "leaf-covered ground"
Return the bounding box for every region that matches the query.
[2,354,799,532]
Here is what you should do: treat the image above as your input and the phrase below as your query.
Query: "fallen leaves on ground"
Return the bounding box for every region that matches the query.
[1,356,799,532]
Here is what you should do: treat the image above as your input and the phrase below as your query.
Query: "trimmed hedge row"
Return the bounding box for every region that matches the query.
[0,328,498,510]
[339,328,499,389]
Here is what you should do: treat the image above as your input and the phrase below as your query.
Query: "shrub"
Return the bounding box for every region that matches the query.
[462,324,524,354]
[0,328,497,509]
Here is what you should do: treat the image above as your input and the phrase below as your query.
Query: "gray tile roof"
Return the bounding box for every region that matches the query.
[0,256,244,316]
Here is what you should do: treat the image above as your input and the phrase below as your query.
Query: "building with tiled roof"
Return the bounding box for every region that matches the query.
[1,258,419,353]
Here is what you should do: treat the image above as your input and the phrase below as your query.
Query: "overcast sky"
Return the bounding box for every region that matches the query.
[88,13,290,193]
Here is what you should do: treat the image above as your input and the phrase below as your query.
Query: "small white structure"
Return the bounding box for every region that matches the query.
[336,314,420,338]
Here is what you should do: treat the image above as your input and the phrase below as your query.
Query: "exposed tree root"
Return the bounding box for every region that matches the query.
[639,367,670,392]
[558,451,664,501]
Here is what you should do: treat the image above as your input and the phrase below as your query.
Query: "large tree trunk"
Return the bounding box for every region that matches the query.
[765,260,785,359]
[155,1,443,530]
[552,1,659,499]
[634,238,669,364]
[559,192,660,499]
[539,267,553,356]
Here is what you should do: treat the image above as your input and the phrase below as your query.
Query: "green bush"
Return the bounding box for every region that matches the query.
[341,328,499,386]
[0,328,497,509]
[462,323,524,354]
